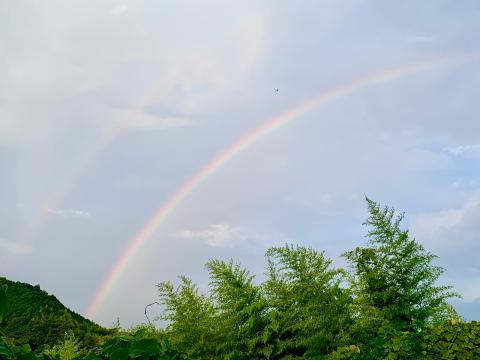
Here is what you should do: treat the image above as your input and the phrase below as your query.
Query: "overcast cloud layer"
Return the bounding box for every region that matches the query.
[1,1,480,327]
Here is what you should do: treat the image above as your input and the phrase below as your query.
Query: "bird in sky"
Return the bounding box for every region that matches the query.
[274,88,279,92]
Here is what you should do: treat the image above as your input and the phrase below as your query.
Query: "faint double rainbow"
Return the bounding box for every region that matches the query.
[17,76,182,247]
[85,54,478,319]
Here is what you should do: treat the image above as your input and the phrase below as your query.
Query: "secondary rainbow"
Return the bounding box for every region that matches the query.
[86,54,476,319]
[17,73,183,248]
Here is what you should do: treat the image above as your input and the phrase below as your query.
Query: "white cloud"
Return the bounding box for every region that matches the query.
[0,238,32,255]
[110,108,193,131]
[411,193,480,253]
[451,177,480,190]
[0,5,269,145]
[47,208,91,219]
[445,144,480,156]
[109,5,129,16]
[178,224,283,248]
[411,195,480,303]
[138,13,268,114]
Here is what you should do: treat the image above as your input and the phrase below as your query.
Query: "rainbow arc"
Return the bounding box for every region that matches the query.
[86,54,478,319]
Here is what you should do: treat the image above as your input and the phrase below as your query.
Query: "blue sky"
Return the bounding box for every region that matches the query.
[1,0,480,326]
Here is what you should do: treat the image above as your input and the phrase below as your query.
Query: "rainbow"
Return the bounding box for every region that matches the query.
[86,54,477,319]
[17,73,184,248]
[19,126,122,246]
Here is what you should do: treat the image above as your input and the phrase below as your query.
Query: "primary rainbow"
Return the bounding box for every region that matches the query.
[86,55,475,319]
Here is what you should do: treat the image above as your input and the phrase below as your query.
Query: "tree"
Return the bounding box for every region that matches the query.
[263,244,353,358]
[157,276,216,358]
[206,259,269,359]
[343,198,458,356]
[43,332,84,360]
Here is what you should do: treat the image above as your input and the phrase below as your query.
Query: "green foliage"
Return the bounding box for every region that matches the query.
[363,320,480,360]
[43,333,84,360]
[0,278,111,350]
[4,199,480,359]
[154,225,479,359]
[0,335,55,360]
[328,344,361,360]
[157,276,216,358]
[263,245,353,358]
[343,198,460,358]
[156,245,354,359]
[75,329,193,360]
[359,327,423,360]
[423,320,480,359]
[1,284,54,359]
[206,259,268,359]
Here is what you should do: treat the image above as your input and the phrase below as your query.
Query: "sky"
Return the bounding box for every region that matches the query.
[1,0,480,327]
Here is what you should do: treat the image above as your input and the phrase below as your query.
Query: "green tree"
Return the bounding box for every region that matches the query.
[343,198,458,356]
[43,332,84,360]
[206,259,269,359]
[0,278,109,350]
[157,276,216,358]
[263,245,353,358]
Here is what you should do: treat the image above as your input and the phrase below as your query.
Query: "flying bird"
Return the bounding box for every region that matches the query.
[274,88,279,92]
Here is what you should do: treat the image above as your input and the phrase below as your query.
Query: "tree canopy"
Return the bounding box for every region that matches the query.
[154,199,462,359]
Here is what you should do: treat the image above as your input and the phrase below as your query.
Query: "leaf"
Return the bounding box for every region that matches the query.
[0,343,12,358]
[107,347,129,360]
[129,338,161,357]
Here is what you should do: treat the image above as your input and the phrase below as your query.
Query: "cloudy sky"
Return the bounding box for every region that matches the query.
[1,0,480,327]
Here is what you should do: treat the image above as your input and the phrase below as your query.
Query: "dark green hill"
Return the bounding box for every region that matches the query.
[0,277,112,350]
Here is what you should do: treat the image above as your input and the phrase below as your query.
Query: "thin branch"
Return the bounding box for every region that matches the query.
[144,302,159,327]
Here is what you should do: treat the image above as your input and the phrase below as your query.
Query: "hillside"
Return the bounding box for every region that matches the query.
[0,277,112,350]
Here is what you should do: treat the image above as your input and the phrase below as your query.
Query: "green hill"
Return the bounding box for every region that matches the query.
[0,277,112,351]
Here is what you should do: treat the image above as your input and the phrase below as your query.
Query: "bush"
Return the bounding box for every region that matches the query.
[423,320,480,359]
[75,329,193,360]
[43,333,84,360]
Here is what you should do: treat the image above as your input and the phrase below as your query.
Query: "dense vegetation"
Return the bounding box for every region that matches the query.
[0,282,190,359]
[1,199,479,359]
[0,278,112,351]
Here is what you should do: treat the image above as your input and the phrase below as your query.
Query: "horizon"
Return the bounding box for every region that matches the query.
[1,1,480,327]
